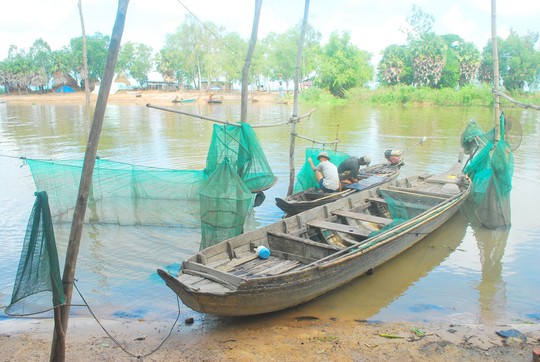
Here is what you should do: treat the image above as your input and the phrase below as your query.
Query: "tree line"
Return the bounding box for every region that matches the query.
[0,6,538,96]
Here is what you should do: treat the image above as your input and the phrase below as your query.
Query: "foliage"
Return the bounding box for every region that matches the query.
[367,84,494,106]
[69,32,111,84]
[377,45,411,86]
[299,86,346,104]
[316,31,373,97]
[117,41,153,86]
[401,5,434,43]
[256,23,322,89]
[0,4,538,96]
[411,32,448,87]
[479,30,540,91]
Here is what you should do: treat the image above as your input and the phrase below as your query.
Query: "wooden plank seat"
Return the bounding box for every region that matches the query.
[306,219,372,238]
[387,185,452,199]
[331,209,392,225]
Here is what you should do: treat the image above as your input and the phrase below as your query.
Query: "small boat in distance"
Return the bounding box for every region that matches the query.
[158,160,470,316]
[172,97,196,103]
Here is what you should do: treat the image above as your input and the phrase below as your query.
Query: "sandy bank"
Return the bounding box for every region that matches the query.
[1,316,538,361]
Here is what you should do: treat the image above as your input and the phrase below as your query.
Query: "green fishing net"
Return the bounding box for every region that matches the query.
[26,158,207,226]
[5,191,65,316]
[24,122,275,245]
[199,158,254,250]
[461,115,514,228]
[206,122,276,193]
[368,189,440,237]
[24,123,273,226]
[293,148,351,193]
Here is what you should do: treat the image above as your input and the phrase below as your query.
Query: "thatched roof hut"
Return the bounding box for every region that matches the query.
[52,72,78,90]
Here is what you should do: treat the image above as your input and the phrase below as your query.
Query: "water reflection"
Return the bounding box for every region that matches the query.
[463,200,510,323]
[1,102,539,325]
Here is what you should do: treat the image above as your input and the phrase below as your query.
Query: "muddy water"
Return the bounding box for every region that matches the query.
[1,101,538,326]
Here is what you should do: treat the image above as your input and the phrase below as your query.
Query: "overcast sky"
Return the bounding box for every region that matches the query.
[1,0,539,66]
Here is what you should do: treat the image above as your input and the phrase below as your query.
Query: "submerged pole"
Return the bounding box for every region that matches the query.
[50,1,129,361]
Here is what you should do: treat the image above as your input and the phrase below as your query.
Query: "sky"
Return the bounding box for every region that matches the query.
[1,0,539,67]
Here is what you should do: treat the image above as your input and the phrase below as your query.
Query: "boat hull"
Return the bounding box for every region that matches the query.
[159,163,470,316]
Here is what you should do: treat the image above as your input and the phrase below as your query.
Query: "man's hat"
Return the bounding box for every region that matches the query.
[317,151,330,161]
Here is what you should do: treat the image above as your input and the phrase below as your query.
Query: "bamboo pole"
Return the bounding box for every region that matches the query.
[78,0,90,111]
[491,0,501,141]
[146,103,316,128]
[492,89,540,111]
[241,0,263,123]
[287,0,310,196]
[50,1,129,360]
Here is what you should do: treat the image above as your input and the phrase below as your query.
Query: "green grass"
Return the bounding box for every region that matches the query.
[299,84,539,107]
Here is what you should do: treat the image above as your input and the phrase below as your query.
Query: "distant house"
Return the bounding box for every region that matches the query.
[55,85,75,93]
[52,72,78,92]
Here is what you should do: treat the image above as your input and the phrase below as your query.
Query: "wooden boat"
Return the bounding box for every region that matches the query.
[275,162,401,216]
[207,99,223,104]
[158,161,471,316]
[172,98,196,103]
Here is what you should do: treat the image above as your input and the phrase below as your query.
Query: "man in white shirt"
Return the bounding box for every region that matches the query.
[308,151,340,192]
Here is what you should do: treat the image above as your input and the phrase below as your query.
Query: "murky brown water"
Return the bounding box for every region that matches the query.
[1,100,539,326]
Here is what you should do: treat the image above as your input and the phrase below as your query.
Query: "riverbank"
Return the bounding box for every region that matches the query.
[0,89,288,106]
[1,315,538,361]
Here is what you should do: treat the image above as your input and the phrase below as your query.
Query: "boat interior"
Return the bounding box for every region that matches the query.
[180,174,467,284]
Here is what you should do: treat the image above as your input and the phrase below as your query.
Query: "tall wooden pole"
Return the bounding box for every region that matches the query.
[287,0,310,196]
[50,1,129,360]
[491,0,501,141]
[78,0,91,111]
[241,0,263,123]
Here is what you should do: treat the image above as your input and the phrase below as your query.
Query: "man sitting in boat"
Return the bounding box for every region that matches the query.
[308,151,340,193]
[338,155,371,185]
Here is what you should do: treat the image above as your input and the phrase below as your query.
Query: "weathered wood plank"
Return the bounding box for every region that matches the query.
[387,185,451,199]
[183,260,243,287]
[306,219,371,237]
[331,210,393,225]
[268,231,342,251]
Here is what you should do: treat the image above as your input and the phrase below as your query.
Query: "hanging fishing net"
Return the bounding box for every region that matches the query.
[293,148,351,193]
[199,159,254,250]
[461,114,514,228]
[5,191,65,316]
[206,122,277,193]
[23,123,275,231]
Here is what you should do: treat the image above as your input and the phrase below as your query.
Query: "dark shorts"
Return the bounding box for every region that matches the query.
[319,179,337,193]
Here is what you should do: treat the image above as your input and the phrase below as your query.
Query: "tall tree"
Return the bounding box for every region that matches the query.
[317,31,373,97]
[410,32,447,87]
[117,41,153,86]
[29,39,53,92]
[377,45,411,85]
[479,30,539,91]
[70,32,111,85]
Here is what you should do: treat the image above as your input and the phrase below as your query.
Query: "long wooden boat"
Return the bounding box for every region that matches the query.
[275,162,401,216]
[158,161,470,316]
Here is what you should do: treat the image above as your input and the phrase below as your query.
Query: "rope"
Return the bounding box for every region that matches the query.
[74,281,181,360]
[175,0,243,62]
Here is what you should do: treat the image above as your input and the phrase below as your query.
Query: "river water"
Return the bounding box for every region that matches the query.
[1,100,539,326]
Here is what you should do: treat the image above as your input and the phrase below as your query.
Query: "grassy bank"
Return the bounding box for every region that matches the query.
[300,83,540,107]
